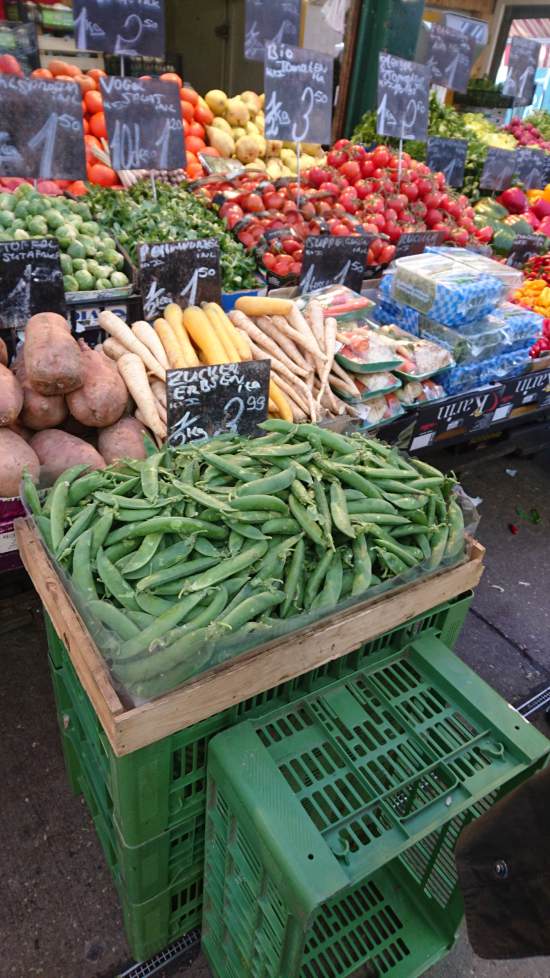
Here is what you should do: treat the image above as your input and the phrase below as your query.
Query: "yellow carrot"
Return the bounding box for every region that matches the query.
[208,303,251,360]
[269,378,293,422]
[163,303,201,367]
[182,306,230,364]
[202,303,241,362]
[154,319,188,368]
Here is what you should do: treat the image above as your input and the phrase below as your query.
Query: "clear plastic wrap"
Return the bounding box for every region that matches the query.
[374,294,421,336]
[426,247,523,296]
[296,284,376,323]
[419,302,542,365]
[376,323,454,377]
[391,253,507,326]
[397,378,447,407]
[24,431,477,706]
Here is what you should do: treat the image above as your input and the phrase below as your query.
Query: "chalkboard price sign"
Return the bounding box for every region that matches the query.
[300,235,371,293]
[167,359,270,447]
[504,36,540,107]
[377,53,430,142]
[480,147,516,191]
[444,13,489,47]
[394,230,445,260]
[264,43,333,146]
[427,137,468,187]
[0,238,65,329]
[506,234,547,269]
[514,147,550,191]
[426,24,476,94]
[73,0,165,58]
[0,76,86,181]
[100,76,184,172]
[244,0,301,62]
[138,239,221,321]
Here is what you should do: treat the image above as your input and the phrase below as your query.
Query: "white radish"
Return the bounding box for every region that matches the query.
[99,311,166,380]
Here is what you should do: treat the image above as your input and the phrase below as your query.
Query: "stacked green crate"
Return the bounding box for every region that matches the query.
[202,634,550,978]
[45,593,473,960]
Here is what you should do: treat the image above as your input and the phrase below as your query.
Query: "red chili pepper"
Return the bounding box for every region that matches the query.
[509,523,519,535]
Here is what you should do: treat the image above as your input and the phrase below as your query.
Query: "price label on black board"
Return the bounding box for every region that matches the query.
[506,234,547,269]
[492,367,550,418]
[503,36,540,107]
[377,53,430,142]
[0,76,86,180]
[138,239,220,321]
[394,230,445,260]
[167,360,270,448]
[264,43,333,145]
[444,13,489,48]
[0,238,65,328]
[100,76,184,172]
[300,235,370,294]
[0,20,40,72]
[426,137,468,188]
[244,0,301,62]
[73,0,165,57]
[408,384,503,452]
[426,24,476,94]
[480,147,516,191]
[514,147,550,191]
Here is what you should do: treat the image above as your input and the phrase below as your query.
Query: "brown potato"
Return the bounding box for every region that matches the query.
[30,428,105,486]
[0,363,23,426]
[66,341,128,427]
[24,312,83,395]
[12,353,67,431]
[98,416,147,464]
[0,429,39,497]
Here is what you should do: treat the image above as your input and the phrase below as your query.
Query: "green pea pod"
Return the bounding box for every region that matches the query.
[22,470,41,516]
[68,470,105,506]
[251,534,302,586]
[304,549,334,610]
[227,522,266,541]
[231,494,288,514]
[444,499,465,561]
[200,451,252,483]
[288,495,324,547]
[228,529,244,555]
[259,419,297,435]
[274,457,313,485]
[220,590,285,631]
[181,540,268,593]
[316,459,382,499]
[87,600,140,640]
[148,536,196,573]
[261,517,301,536]
[117,590,207,660]
[137,556,219,592]
[56,501,98,556]
[314,481,333,546]
[225,575,250,598]
[359,467,418,481]
[121,626,213,693]
[96,549,140,611]
[381,492,428,511]
[246,441,311,457]
[106,516,226,547]
[122,533,163,574]
[374,546,409,577]
[193,536,220,557]
[229,510,281,524]
[93,491,168,510]
[170,479,234,512]
[104,538,139,563]
[369,533,422,568]
[152,586,230,651]
[427,524,449,571]
[35,514,53,551]
[49,478,71,552]
[411,458,446,479]
[114,506,163,522]
[391,524,435,540]
[127,610,155,628]
[416,533,432,562]
[330,481,355,539]
[236,466,296,498]
[90,510,114,559]
[135,591,175,615]
[44,464,91,514]
[407,476,446,491]
[299,424,357,456]
[71,529,97,602]
[281,537,305,618]
[141,452,163,501]
[351,512,410,526]
[346,497,397,515]
[108,475,141,496]
[351,535,372,596]
[311,552,343,610]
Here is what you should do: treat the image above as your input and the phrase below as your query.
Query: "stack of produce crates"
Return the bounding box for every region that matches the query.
[202,634,550,978]
[44,594,473,960]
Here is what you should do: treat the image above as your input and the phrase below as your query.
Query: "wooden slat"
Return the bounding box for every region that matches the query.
[114,540,485,754]
[15,518,124,738]
[16,516,484,757]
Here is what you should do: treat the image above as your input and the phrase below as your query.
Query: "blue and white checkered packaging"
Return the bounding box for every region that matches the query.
[439,347,531,395]
[374,298,421,336]
[419,302,542,364]
[391,253,507,326]
[426,247,522,296]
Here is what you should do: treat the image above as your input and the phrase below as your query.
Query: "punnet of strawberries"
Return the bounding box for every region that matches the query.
[194,140,491,283]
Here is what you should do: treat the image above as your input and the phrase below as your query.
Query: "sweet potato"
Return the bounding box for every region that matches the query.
[0,363,23,426]
[12,354,67,431]
[0,337,8,367]
[30,429,105,485]
[0,429,39,498]
[24,312,83,395]
[66,340,128,428]
[98,416,148,464]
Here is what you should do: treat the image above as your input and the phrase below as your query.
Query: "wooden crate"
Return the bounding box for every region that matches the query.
[15,517,484,757]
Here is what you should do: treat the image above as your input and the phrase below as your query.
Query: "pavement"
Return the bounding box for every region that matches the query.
[1,445,550,978]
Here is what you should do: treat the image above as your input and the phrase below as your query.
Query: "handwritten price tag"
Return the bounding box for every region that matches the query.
[100,76,184,172]
[73,0,165,57]
[244,0,301,62]
[264,43,333,145]
[377,53,430,142]
[138,239,220,321]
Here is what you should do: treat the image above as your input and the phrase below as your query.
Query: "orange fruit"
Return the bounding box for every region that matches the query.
[160,72,182,88]
[85,90,103,115]
[180,87,198,106]
[89,111,107,139]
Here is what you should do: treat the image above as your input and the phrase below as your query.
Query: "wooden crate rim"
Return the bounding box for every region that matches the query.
[15,517,485,757]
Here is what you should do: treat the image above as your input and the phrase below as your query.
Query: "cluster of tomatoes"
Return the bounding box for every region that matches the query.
[28,61,219,186]
[195,140,483,283]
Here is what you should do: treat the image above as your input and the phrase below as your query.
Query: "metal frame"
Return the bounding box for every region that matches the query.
[115,930,201,978]
[490,4,550,81]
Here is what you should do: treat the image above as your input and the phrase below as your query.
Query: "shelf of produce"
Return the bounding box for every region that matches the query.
[15,517,484,757]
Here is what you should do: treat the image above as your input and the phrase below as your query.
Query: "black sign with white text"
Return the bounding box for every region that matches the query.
[100,76,184,172]
[264,43,333,145]
[506,234,548,269]
[427,137,468,187]
[377,53,430,142]
[409,384,504,451]
[480,147,516,191]
[504,36,540,107]
[0,238,65,328]
[138,239,220,321]
[426,24,476,93]
[514,147,550,190]
[167,360,270,447]
[394,230,445,260]
[300,235,371,293]
[244,0,301,62]
[73,0,165,57]
[0,76,86,180]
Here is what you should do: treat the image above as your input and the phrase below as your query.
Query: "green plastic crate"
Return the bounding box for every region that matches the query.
[202,636,550,978]
[45,592,473,847]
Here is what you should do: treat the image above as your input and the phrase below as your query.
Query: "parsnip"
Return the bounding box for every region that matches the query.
[131,321,170,369]
[99,311,166,380]
[316,316,337,409]
[229,310,310,378]
[117,353,165,440]
[287,302,326,360]
[103,337,129,361]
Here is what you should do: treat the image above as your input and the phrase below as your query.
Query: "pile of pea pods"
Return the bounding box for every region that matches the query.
[23,420,465,701]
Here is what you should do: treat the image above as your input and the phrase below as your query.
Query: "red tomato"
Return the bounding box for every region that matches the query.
[263,191,284,210]
[372,146,391,168]
[262,252,276,270]
[307,166,327,188]
[289,261,302,276]
[67,180,88,196]
[82,117,89,135]
[273,255,293,277]
[426,208,443,227]
[88,68,107,81]
[340,160,361,183]
[187,162,204,179]
[243,193,263,212]
[88,163,117,187]
[361,158,374,178]
[327,149,348,168]
[331,222,350,236]
[89,112,107,139]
